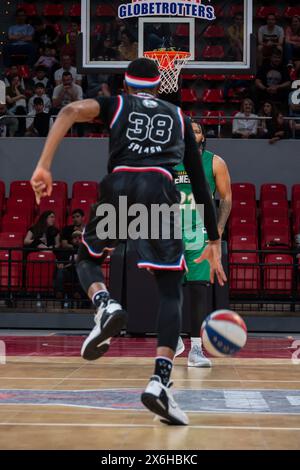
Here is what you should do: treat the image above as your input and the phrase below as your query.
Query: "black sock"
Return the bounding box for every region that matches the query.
[154,357,173,386]
[92,290,110,308]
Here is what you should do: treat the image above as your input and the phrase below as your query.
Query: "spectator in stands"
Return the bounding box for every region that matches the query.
[118,30,138,61]
[30,66,52,95]
[25,97,52,137]
[92,35,118,62]
[258,14,284,66]
[24,211,60,250]
[258,101,286,143]
[232,98,258,139]
[60,31,77,64]
[4,65,25,90]
[61,209,85,250]
[32,17,59,55]
[6,75,27,136]
[34,46,58,72]
[3,8,36,67]
[86,73,111,98]
[52,71,83,111]
[255,49,291,106]
[54,54,82,86]
[227,13,244,61]
[285,16,300,69]
[0,103,19,137]
[28,83,51,114]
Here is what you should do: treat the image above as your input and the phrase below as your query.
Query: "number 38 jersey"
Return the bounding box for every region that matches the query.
[96,93,186,172]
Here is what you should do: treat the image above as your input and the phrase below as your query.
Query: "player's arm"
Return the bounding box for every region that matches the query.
[213,156,232,237]
[183,118,227,286]
[30,99,100,203]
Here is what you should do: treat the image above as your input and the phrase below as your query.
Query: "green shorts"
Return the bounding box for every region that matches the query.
[183,235,210,283]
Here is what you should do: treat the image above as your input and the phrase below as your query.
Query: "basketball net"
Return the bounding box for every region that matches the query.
[144,50,191,94]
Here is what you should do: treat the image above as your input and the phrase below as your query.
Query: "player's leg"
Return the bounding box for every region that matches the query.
[141,269,188,425]
[77,243,127,360]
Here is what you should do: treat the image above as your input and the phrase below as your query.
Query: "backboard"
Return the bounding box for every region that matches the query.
[78,0,255,74]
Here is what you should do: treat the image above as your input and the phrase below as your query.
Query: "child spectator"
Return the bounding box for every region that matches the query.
[28,83,52,114]
[26,97,52,137]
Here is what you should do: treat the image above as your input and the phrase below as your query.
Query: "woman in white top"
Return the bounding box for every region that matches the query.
[232,98,258,139]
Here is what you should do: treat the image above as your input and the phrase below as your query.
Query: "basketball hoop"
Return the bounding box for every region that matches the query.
[144,50,191,94]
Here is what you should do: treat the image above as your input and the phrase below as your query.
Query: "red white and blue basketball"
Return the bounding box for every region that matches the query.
[201,310,247,357]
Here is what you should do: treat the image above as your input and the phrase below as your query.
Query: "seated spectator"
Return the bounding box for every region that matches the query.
[258,14,284,66]
[289,83,300,138]
[255,49,291,106]
[54,54,82,86]
[86,73,111,98]
[34,46,58,72]
[232,98,258,139]
[3,8,36,67]
[24,211,60,249]
[4,65,25,89]
[28,83,51,114]
[29,66,52,95]
[285,16,300,68]
[32,17,59,54]
[118,30,138,61]
[92,35,118,62]
[25,97,52,137]
[61,209,85,250]
[258,101,286,143]
[52,72,83,113]
[227,13,244,62]
[6,75,27,135]
[0,103,19,137]
[60,31,77,64]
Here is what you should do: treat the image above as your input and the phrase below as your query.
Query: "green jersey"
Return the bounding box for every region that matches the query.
[174,149,216,282]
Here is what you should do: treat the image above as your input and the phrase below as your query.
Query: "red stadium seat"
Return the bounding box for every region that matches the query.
[261,224,291,250]
[39,198,65,229]
[43,4,64,16]
[1,214,28,236]
[260,184,287,202]
[230,206,257,221]
[202,45,225,60]
[232,199,256,211]
[202,89,225,103]
[283,7,300,18]
[229,235,258,251]
[17,3,38,16]
[70,198,94,220]
[51,181,68,206]
[230,224,257,238]
[261,200,289,219]
[0,232,24,248]
[176,25,190,37]
[72,181,99,200]
[69,4,81,16]
[202,74,226,81]
[6,197,35,223]
[26,251,56,293]
[263,254,293,295]
[292,184,300,207]
[256,7,281,19]
[10,181,35,201]
[202,110,226,126]
[228,87,247,103]
[96,5,116,16]
[0,250,23,291]
[231,183,256,201]
[182,74,199,81]
[50,23,64,36]
[181,88,198,103]
[229,74,255,81]
[230,253,260,293]
[203,25,225,38]
[229,217,257,236]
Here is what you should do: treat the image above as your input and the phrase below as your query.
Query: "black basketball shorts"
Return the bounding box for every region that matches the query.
[82,166,186,271]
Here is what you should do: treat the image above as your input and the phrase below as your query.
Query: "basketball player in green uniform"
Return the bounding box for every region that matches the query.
[174,121,232,367]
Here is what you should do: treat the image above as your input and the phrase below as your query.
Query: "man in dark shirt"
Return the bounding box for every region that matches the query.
[30,58,226,426]
[255,49,291,105]
[25,97,51,137]
[61,209,85,249]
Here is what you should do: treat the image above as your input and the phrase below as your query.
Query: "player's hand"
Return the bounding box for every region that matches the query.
[30,167,53,204]
[194,240,227,286]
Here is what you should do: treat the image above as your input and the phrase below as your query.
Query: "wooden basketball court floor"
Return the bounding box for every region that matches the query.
[0,333,300,450]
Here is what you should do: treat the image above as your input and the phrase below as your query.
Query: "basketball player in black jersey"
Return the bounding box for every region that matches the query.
[31,58,226,426]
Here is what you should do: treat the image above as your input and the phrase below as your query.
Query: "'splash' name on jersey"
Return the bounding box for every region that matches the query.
[128,142,162,155]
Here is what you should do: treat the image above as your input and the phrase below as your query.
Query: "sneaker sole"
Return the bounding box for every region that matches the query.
[187,360,212,368]
[141,392,188,426]
[81,310,127,361]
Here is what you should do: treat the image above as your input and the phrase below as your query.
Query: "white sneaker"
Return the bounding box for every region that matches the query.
[188,345,212,368]
[141,375,189,426]
[81,299,127,361]
[174,336,185,358]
